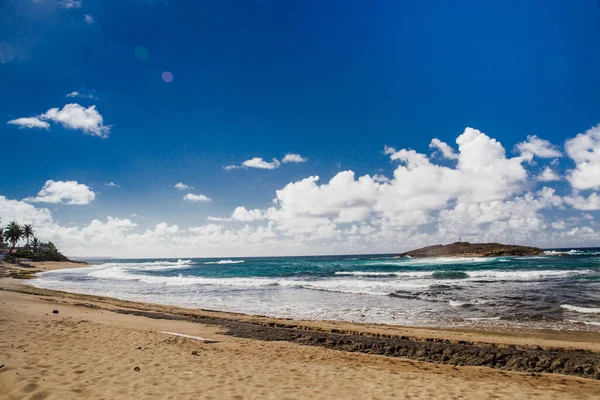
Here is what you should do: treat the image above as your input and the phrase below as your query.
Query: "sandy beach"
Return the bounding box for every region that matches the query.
[1,261,600,399]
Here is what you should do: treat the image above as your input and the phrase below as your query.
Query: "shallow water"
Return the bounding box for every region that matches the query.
[30,248,600,331]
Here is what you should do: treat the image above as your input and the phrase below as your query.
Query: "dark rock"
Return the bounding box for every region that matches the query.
[97,304,600,380]
[133,366,140,372]
[191,349,200,356]
[52,310,59,314]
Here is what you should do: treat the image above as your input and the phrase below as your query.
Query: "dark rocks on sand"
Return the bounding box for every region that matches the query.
[52,310,59,314]
[105,305,600,380]
[398,242,544,258]
[133,366,140,372]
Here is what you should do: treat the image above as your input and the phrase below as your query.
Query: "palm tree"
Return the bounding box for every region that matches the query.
[31,237,40,254]
[23,224,34,249]
[3,221,24,253]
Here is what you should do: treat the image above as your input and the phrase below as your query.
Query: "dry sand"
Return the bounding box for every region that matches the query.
[1,261,600,399]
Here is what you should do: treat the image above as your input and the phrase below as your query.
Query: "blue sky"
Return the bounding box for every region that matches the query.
[1,0,600,257]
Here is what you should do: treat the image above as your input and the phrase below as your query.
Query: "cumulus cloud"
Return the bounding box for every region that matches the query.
[105,182,120,187]
[282,153,308,163]
[372,174,390,183]
[84,14,94,24]
[8,103,110,138]
[538,167,560,182]
[429,138,458,160]
[564,193,600,211]
[175,182,193,190]
[565,125,600,191]
[7,117,50,129]
[226,154,305,170]
[4,125,600,257]
[242,157,281,169]
[208,207,265,222]
[25,180,96,205]
[41,103,109,138]
[516,135,562,160]
[183,193,211,202]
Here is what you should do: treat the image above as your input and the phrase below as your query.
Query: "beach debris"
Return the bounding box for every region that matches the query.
[52,310,59,314]
[0,364,4,369]
[191,349,200,356]
[160,331,219,343]
[133,366,140,372]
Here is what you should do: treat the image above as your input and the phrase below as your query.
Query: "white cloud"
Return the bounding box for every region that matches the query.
[84,14,94,24]
[242,157,281,170]
[41,103,110,138]
[372,174,390,183]
[175,182,193,190]
[60,0,81,8]
[282,153,308,163]
[4,125,600,257]
[7,117,50,129]
[226,154,305,170]
[565,125,600,191]
[66,90,96,99]
[208,207,265,222]
[25,180,96,205]
[538,167,560,182]
[429,138,458,160]
[183,193,211,202]
[9,103,109,137]
[516,135,562,161]
[564,193,600,211]
[551,219,566,230]
[105,182,120,187]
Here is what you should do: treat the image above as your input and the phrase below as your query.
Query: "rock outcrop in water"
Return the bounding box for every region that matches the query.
[398,242,544,258]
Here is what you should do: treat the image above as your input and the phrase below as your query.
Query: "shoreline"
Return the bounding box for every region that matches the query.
[6,261,600,337]
[4,261,600,350]
[2,261,600,398]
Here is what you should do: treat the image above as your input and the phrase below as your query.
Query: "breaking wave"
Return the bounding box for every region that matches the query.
[561,304,600,314]
[203,260,245,265]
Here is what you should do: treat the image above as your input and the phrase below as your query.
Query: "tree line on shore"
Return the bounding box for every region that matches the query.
[1,218,67,262]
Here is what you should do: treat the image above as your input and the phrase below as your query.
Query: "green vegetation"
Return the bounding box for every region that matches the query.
[1,219,68,263]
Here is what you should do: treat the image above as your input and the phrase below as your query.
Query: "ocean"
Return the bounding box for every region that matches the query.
[30,248,600,331]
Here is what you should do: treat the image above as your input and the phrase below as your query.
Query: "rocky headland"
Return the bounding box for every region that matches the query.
[399,242,544,258]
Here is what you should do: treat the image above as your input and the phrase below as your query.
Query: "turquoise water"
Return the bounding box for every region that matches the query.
[31,248,600,330]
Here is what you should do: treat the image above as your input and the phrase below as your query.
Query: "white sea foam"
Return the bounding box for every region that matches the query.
[561,304,600,314]
[72,265,433,295]
[334,271,431,278]
[371,257,498,266]
[203,260,245,265]
[545,250,600,256]
[335,269,589,282]
[466,269,589,281]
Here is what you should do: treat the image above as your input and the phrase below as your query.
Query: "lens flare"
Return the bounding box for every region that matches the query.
[133,46,149,61]
[161,71,173,83]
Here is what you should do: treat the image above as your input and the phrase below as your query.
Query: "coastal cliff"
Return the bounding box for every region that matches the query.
[398,242,544,258]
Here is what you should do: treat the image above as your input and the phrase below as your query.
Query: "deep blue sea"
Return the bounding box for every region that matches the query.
[30,248,600,331]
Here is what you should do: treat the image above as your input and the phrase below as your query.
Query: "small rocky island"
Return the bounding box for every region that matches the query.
[398,242,544,258]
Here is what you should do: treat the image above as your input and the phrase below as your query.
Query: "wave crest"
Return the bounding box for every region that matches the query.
[203,260,245,265]
[561,304,600,314]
